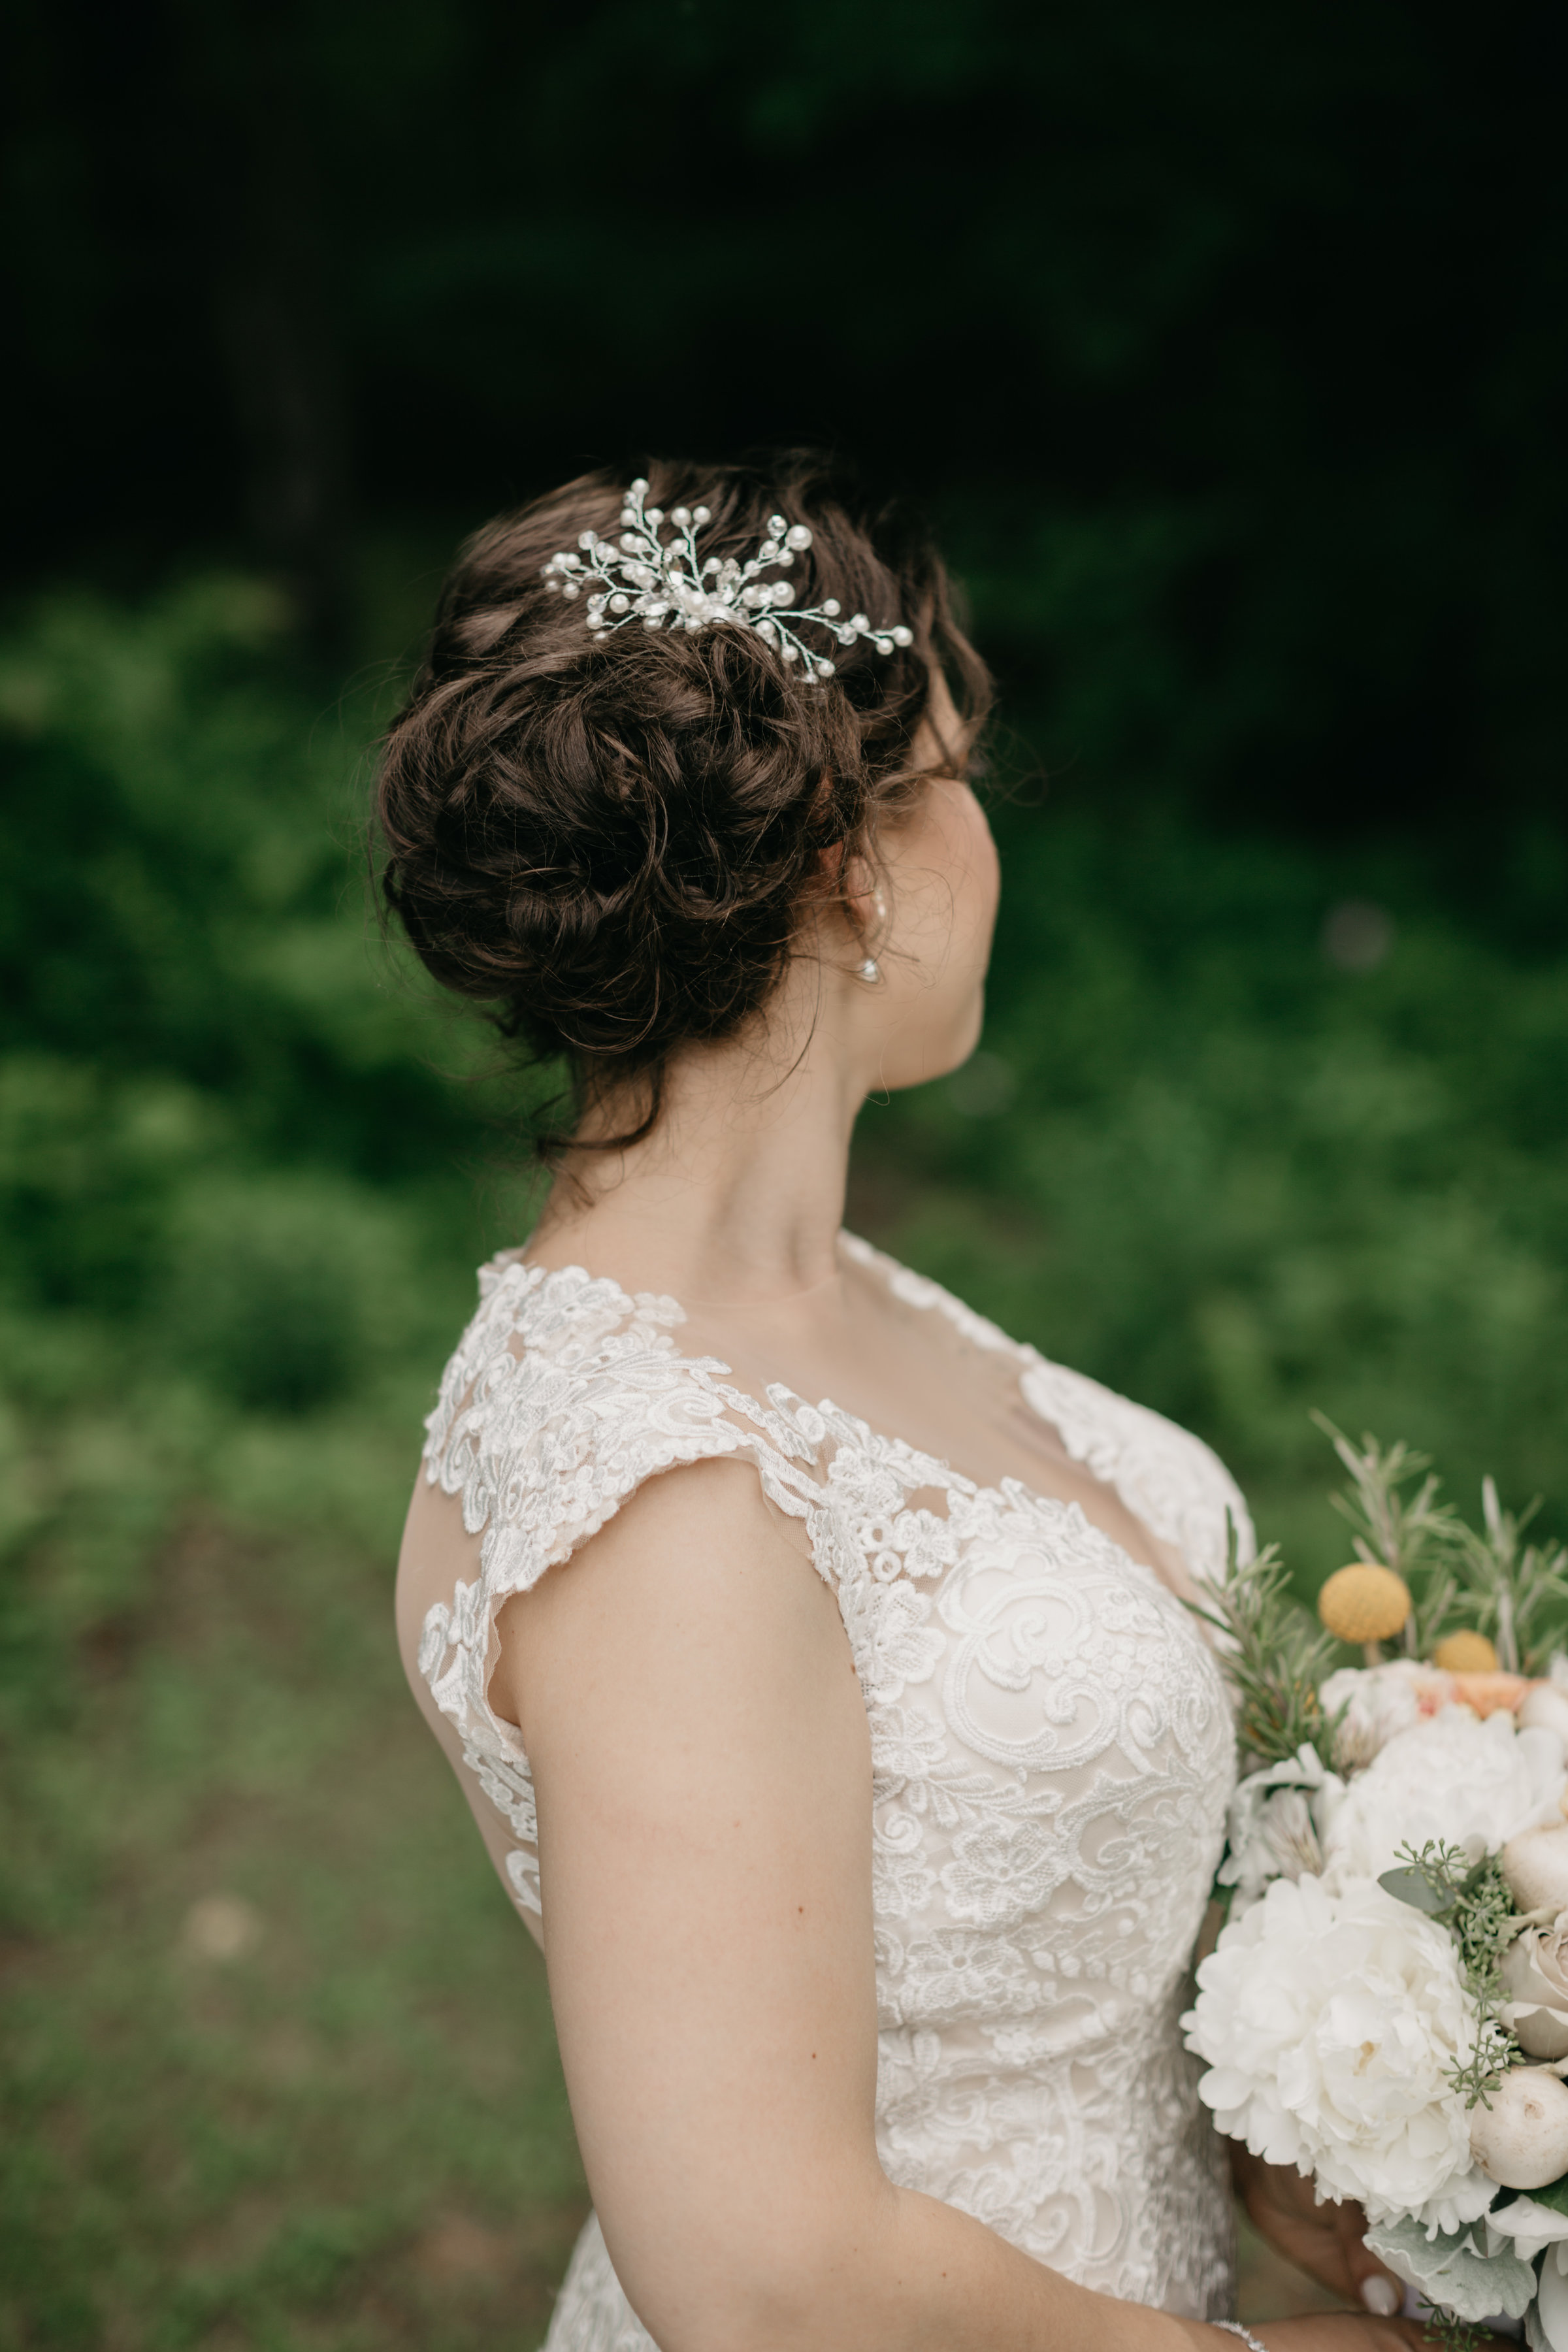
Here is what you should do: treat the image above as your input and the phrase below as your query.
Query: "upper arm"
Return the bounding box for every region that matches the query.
[491,1456,883,2344]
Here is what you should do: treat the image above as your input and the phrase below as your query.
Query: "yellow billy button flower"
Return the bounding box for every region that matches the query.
[1431,1629,1500,1674]
[1317,1561,1413,1665]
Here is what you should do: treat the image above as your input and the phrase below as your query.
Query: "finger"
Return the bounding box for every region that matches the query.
[1356,2273,1402,2317]
[1335,2206,1402,2315]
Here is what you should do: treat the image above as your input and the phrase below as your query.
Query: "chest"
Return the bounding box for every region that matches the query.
[815,1468,1235,2014]
[686,1291,1194,1599]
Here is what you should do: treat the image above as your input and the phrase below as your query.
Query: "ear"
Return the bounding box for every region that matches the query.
[815,840,878,933]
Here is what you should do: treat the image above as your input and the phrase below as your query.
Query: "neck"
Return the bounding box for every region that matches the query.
[527,961,870,1309]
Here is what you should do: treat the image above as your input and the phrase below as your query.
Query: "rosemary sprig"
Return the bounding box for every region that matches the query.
[1184,1515,1340,1768]
[1313,1413,1460,1654]
[1448,1477,1568,1675]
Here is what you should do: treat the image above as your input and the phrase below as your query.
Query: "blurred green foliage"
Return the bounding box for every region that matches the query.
[0,580,576,2352]
[5,2,1565,2340]
[866,804,1568,1563]
[0,565,1563,2347]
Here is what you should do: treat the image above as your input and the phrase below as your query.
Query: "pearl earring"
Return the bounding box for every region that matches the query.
[857,885,888,984]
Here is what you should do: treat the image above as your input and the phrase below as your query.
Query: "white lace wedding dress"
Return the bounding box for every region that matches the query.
[414,1233,1249,2348]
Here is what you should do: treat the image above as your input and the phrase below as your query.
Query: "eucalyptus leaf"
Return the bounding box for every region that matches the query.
[1363,2216,1537,2323]
[1379,1865,1453,1916]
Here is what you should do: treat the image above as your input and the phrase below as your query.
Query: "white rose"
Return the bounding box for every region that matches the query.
[1182,1870,1490,2227]
[1220,1743,1347,1915]
[1502,1919,1568,2060]
[1323,1706,1565,1889]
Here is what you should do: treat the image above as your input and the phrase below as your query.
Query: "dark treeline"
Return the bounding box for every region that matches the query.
[7,0,1566,855]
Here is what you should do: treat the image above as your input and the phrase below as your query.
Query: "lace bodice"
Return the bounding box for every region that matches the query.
[416,1235,1250,2344]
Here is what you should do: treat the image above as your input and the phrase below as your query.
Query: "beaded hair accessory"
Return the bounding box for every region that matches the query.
[541,478,914,683]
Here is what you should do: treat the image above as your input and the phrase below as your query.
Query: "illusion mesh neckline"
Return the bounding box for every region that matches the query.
[493,1233,1183,1593]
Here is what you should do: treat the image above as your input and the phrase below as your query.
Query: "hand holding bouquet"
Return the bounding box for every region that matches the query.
[1184,1426,1568,2349]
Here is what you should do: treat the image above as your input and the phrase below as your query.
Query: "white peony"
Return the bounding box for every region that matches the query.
[1183,1870,1492,2227]
[1220,1743,1347,1914]
[1322,1706,1565,1889]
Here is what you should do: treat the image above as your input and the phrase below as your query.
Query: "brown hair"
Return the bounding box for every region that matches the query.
[375,451,992,1152]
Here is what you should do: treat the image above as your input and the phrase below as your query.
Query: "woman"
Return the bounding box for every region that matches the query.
[380,457,1420,2352]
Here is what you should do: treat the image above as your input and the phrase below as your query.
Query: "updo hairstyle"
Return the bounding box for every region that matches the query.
[376,451,992,1152]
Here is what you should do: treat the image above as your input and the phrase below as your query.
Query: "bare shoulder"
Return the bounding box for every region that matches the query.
[491,1453,862,1771]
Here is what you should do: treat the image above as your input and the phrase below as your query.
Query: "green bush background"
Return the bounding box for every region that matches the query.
[4,0,1565,2339]
[1,565,1562,2349]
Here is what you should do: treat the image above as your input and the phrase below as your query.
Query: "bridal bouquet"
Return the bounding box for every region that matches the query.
[1183,1425,1568,2349]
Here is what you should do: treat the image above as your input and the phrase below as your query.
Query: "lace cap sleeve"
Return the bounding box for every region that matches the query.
[414,1258,826,1910]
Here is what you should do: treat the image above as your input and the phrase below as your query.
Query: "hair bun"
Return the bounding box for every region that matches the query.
[376,453,990,1151]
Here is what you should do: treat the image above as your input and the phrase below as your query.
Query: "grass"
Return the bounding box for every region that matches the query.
[1,570,1563,2347]
[2,1514,584,2352]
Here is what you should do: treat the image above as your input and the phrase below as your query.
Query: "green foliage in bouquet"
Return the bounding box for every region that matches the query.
[1316,1416,1462,1659]
[1450,1481,1568,1676]
[1360,2210,1535,2352]
[1317,1416,1568,1674]
[1379,1841,1522,2108]
[1185,1519,1341,1768]
[1198,1425,1568,1774]
[1518,2173,1568,2223]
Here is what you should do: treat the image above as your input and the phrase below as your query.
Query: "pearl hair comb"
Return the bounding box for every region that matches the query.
[541,478,914,683]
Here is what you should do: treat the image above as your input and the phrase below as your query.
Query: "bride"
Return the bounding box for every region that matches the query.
[380,457,1424,2352]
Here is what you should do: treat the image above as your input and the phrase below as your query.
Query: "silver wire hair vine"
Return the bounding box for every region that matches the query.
[541,478,914,683]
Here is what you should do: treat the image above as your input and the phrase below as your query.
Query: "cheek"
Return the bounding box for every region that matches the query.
[947,789,1000,962]
[884,781,999,987]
